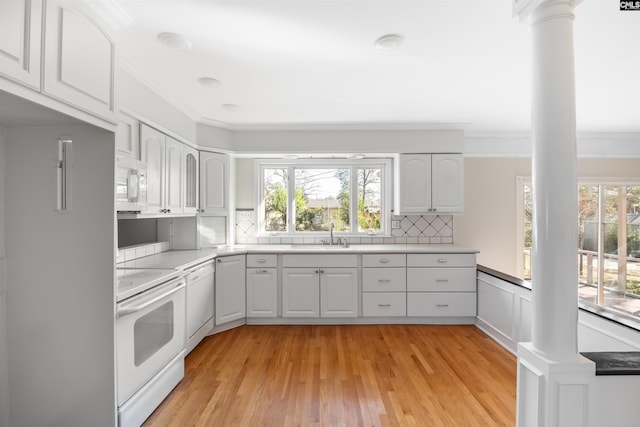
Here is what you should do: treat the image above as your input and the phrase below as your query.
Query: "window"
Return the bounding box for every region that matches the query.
[519,178,640,321]
[257,159,390,235]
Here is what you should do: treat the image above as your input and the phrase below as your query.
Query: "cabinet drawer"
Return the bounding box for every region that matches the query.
[407,268,476,292]
[247,254,278,268]
[282,254,358,268]
[407,253,476,268]
[362,254,406,268]
[407,292,476,317]
[363,293,406,317]
[363,268,406,292]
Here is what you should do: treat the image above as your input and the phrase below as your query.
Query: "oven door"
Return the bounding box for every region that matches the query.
[116,277,186,404]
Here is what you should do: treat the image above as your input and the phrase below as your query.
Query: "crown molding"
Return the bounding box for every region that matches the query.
[198,120,469,132]
[81,0,134,30]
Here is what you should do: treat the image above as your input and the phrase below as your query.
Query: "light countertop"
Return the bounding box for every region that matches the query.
[116,244,478,270]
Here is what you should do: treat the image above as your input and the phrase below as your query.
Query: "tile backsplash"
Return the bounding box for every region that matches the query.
[235,209,453,245]
[116,241,171,263]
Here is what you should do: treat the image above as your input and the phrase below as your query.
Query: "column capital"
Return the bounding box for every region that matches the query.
[513,0,581,23]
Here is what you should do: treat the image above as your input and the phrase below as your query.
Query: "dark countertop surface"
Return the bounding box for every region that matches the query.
[581,352,640,375]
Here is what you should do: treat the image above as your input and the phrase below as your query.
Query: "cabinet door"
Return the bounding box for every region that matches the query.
[246,268,277,318]
[140,124,165,214]
[431,154,464,213]
[115,113,139,159]
[396,154,432,214]
[183,146,199,214]
[200,151,228,214]
[215,255,246,325]
[0,0,42,89]
[320,268,358,318]
[165,137,184,215]
[42,0,115,121]
[282,268,319,317]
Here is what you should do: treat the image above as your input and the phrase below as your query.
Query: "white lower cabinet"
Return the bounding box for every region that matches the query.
[215,254,246,325]
[246,268,277,317]
[363,292,406,317]
[282,268,320,317]
[362,254,407,317]
[320,268,358,318]
[406,253,477,318]
[407,292,476,317]
[281,255,358,318]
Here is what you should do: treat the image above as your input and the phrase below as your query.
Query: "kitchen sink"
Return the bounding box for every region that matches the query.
[289,244,351,250]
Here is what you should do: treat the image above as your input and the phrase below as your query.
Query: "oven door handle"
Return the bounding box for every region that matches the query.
[117,281,185,317]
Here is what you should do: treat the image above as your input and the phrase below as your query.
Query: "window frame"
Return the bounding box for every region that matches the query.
[255,158,392,236]
[516,176,640,323]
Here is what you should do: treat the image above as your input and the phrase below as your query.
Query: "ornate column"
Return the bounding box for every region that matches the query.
[513,0,595,425]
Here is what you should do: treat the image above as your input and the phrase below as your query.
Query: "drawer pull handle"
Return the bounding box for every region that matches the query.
[437,258,448,263]
[378,279,391,283]
[379,259,390,263]
[378,304,391,307]
[436,279,449,282]
[436,304,449,308]
[257,259,267,263]
[257,270,269,274]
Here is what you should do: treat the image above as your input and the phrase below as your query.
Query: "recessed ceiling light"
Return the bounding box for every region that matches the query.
[374,34,404,51]
[222,103,239,112]
[157,32,192,51]
[198,77,220,88]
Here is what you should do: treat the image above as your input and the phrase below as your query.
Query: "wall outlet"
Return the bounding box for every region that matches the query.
[391,220,400,229]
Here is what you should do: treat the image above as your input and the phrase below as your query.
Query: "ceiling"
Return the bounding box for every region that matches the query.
[115,0,639,133]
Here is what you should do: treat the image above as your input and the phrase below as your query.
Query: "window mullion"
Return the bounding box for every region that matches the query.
[351,165,358,234]
[288,165,295,234]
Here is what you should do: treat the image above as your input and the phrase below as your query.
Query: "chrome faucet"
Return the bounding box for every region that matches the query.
[329,221,335,245]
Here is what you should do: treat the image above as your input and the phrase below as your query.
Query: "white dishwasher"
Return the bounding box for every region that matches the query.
[185,260,215,354]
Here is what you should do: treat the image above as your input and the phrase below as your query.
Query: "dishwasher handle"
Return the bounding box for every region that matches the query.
[117,281,185,317]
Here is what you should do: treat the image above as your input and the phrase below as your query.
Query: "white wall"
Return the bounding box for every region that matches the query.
[232,129,464,154]
[118,68,198,144]
[0,128,8,427]
[455,157,640,278]
[5,125,116,426]
[197,123,234,151]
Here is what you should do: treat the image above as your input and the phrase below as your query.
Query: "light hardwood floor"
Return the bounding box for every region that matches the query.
[144,325,516,427]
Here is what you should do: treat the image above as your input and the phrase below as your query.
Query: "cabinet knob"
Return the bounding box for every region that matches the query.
[437,258,448,264]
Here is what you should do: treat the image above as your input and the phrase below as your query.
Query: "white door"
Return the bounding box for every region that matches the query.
[183,146,199,214]
[396,154,432,214]
[246,268,277,317]
[0,0,42,89]
[164,137,184,214]
[140,124,165,214]
[282,268,319,317]
[200,151,228,214]
[215,255,246,325]
[320,268,358,317]
[431,154,464,213]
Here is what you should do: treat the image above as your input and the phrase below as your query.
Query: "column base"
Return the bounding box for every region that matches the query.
[516,342,595,427]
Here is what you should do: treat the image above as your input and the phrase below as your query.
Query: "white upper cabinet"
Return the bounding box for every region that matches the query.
[431,154,464,213]
[115,113,139,159]
[42,0,116,121]
[395,153,464,214]
[0,0,42,89]
[165,137,184,215]
[183,146,199,214]
[141,124,166,214]
[199,151,228,214]
[396,154,432,214]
